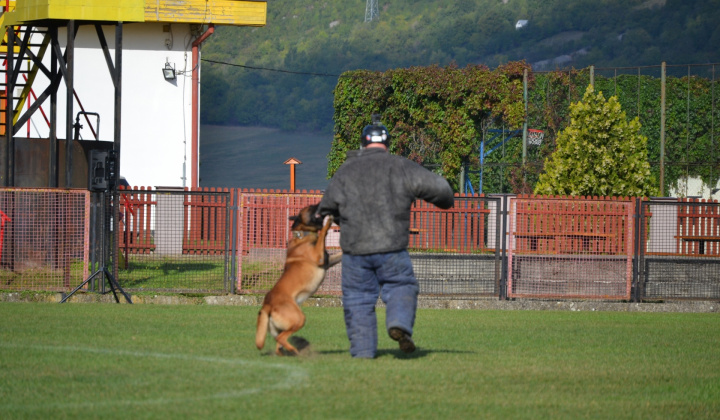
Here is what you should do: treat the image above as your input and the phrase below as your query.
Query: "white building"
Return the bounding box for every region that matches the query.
[0,0,266,189]
[669,176,720,200]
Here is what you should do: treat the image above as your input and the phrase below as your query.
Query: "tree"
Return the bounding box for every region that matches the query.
[534,86,657,197]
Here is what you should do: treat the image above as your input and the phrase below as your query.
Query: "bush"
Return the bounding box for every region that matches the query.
[534,86,657,197]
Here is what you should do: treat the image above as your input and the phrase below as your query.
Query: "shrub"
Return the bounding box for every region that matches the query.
[534,85,657,197]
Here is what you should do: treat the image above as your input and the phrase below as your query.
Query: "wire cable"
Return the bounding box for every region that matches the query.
[201,58,355,78]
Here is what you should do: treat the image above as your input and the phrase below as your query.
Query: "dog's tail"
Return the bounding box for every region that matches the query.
[255,303,271,350]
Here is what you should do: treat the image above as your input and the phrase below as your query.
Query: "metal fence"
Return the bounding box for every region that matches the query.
[409,196,502,297]
[235,191,338,294]
[1,187,718,301]
[234,192,502,297]
[478,62,720,198]
[116,187,232,293]
[639,198,720,300]
[507,196,635,300]
[0,188,89,291]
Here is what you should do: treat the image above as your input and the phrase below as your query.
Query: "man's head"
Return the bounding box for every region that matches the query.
[361,114,390,149]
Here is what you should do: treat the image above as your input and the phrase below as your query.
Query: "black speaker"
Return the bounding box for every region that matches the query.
[89,149,108,191]
[105,150,117,190]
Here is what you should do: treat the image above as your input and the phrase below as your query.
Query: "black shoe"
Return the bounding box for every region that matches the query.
[388,327,416,353]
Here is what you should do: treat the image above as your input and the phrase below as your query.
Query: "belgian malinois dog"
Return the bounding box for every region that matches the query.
[255,204,341,355]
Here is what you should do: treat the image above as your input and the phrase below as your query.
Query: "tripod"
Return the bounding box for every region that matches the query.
[61,190,132,304]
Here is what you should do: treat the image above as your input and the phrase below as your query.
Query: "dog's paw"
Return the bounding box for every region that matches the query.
[278,347,299,357]
[283,336,315,356]
[289,336,310,352]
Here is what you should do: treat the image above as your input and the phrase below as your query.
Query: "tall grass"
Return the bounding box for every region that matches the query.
[1,303,718,419]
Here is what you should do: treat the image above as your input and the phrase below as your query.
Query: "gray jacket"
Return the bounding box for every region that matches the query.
[318,147,454,255]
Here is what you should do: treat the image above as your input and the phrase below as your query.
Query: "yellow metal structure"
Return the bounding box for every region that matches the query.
[13,34,49,125]
[2,0,266,27]
[145,1,266,26]
[3,1,144,24]
[0,0,266,181]
[0,1,18,42]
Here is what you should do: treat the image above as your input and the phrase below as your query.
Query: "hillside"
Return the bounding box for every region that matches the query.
[200,0,720,133]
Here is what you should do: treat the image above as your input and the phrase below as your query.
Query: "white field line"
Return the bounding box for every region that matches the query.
[0,343,308,409]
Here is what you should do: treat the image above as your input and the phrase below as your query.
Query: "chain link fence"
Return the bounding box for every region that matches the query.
[0,188,89,291]
[1,188,718,301]
[116,188,232,294]
[639,198,720,300]
[475,63,720,197]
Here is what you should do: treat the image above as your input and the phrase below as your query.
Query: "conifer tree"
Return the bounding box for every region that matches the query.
[534,86,657,197]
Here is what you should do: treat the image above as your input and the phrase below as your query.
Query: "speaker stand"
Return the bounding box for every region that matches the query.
[60,266,132,303]
[60,190,132,304]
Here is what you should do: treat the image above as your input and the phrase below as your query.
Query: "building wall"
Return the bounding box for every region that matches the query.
[26,22,195,188]
[669,177,720,200]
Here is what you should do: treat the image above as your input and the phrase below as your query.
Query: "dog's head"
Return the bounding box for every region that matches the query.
[289,203,324,232]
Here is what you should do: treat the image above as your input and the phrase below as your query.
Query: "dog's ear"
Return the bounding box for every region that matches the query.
[308,204,322,220]
[289,215,298,221]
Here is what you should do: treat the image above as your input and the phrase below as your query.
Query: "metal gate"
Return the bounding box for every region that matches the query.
[506,196,635,300]
[234,191,502,298]
[117,188,232,293]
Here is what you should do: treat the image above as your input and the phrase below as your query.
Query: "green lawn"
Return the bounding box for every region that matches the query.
[1,303,718,419]
[119,255,228,292]
[0,260,87,291]
[118,255,284,293]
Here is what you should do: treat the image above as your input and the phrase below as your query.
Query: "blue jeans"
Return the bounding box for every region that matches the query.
[341,250,418,358]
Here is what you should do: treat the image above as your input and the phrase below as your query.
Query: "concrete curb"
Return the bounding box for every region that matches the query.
[1,292,717,313]
[419,297,719,312]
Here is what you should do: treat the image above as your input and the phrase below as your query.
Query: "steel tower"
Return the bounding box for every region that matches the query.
[365,0,379,22]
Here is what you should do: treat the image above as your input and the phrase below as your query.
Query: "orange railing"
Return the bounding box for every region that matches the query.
[184,188,231,255]
[676,198,720,256]
[119,186,232,255]
[118,187,155,254]
[117,188,498,256]
[509,195,634,255]
[409,197,492,253]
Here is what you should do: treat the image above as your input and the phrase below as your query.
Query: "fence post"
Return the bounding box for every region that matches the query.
[499,195,509,300]
[522,68,528,165]
[224,188,232,292]
[660,61,666,196]
[633,198,642,302]
[235,189,245,292]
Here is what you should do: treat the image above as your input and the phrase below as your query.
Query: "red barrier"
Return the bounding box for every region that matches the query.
[0,210,10,263]
[118,187,155,254]
[676,198,720,256]
[507,195,635,300]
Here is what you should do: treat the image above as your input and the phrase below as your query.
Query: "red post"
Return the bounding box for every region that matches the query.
[191,24,215,189]
[284,158,302,192]
[0,210,10,263]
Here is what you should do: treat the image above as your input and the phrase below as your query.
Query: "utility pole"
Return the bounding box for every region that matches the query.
[365,0,379,22]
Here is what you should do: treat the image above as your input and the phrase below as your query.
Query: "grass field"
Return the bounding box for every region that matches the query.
[120,255,228,293]
[1,302,718,419]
